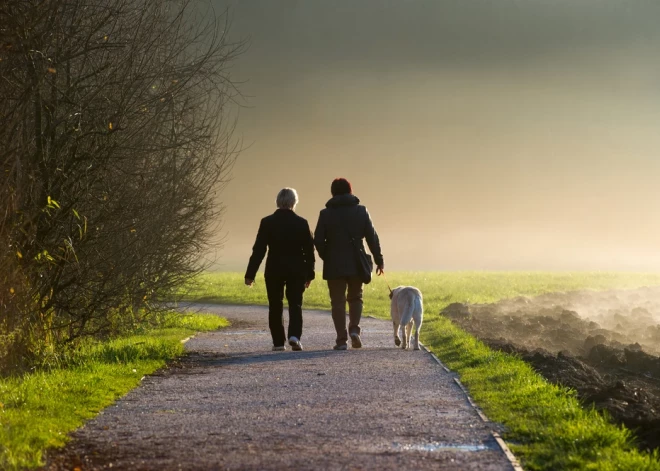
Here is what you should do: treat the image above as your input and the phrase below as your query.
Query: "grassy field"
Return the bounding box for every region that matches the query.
[177,271,660,321]
[178,271,660,470]
[0,313,228,470]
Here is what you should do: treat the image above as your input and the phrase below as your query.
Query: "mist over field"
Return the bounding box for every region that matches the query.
[207,0,660,272]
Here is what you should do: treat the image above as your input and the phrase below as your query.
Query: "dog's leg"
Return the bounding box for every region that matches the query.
[412,296,423,351]
[400,323,407,349]
[401,321,411,350]
[412,321,421,351]
[393,321,401,347]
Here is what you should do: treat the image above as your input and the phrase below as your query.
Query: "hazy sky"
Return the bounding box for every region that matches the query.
[207,0,660,272]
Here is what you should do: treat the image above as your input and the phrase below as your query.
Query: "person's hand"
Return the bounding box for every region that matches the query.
[305,280,312,289]
[376,265,384,276]
[245,278,254,287]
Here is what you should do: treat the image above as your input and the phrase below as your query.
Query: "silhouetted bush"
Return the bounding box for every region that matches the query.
[0,0,242,372]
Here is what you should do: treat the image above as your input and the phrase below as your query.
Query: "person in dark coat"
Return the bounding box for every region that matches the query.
[245,188,316,351]
[313,178,384,350]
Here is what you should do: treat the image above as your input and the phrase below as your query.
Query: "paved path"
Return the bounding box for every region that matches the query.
[45,304,518,470]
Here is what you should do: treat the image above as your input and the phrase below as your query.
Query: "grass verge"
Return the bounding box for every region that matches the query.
[425,317,660,470]
[0,312,228,470]
[178,271,660,470]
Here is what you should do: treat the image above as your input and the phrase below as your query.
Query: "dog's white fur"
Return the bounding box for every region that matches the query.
[390,286,423,350]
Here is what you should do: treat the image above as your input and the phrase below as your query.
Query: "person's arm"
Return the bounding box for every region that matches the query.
[245,219,267,284]
[302,220,316,283]
[313,211,326,261]
[363,207,384,273]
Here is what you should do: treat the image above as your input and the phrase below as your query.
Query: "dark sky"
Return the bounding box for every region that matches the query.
[207,0,660,271]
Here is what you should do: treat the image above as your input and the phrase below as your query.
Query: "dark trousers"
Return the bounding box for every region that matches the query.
[327,276,363,346]
[265,275,305,347]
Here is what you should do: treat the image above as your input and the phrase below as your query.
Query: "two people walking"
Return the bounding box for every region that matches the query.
[244,178,384,351]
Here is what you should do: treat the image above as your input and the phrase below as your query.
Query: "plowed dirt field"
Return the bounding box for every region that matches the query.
[442,287,660,453]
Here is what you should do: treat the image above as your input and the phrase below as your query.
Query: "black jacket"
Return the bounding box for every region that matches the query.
[245,209,316,281]
[313,194,384,280]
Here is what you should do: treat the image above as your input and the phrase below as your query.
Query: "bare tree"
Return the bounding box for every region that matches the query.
[0,0,243,371]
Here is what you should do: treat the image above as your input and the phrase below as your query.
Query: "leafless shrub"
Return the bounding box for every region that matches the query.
[0,0,243,372]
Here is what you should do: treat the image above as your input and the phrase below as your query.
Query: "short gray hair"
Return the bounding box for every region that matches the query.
[276,188,298,210]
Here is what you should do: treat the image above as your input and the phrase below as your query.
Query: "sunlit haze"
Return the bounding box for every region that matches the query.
[207,0,660,272]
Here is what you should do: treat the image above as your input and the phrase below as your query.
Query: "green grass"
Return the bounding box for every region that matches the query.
[178,271,660,470]
[425,317,660,470]
[0,312,228,470]
[178,271,660,320]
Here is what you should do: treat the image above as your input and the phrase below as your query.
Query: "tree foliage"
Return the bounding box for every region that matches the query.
[0,0,242,371]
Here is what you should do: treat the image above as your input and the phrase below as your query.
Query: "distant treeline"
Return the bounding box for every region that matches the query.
[0,0,242,372]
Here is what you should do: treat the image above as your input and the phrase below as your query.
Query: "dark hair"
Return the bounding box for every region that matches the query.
[330,178,352,196]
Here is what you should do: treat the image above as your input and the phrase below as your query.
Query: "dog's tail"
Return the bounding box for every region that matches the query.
[414,295,423,327]
[400,305,413,327]
[400,293,423,327]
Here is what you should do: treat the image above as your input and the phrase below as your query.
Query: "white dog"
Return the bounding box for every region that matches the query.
[389,286,423,350]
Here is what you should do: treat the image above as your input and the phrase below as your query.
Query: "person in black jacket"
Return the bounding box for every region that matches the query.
[245,188,315,351]
[313,178,384,350]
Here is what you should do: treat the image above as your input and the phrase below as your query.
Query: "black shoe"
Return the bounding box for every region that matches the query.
[289,337,303,351]
[333,344,348,350]
[350,333,362,349]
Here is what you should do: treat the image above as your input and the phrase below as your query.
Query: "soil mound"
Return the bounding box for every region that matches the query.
[441,287,660,453]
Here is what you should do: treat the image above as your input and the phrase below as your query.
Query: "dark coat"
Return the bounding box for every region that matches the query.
[313,194,384,280]
[245,209,316,281]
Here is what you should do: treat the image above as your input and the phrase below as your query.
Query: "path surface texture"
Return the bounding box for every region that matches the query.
[45,304,519,470]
